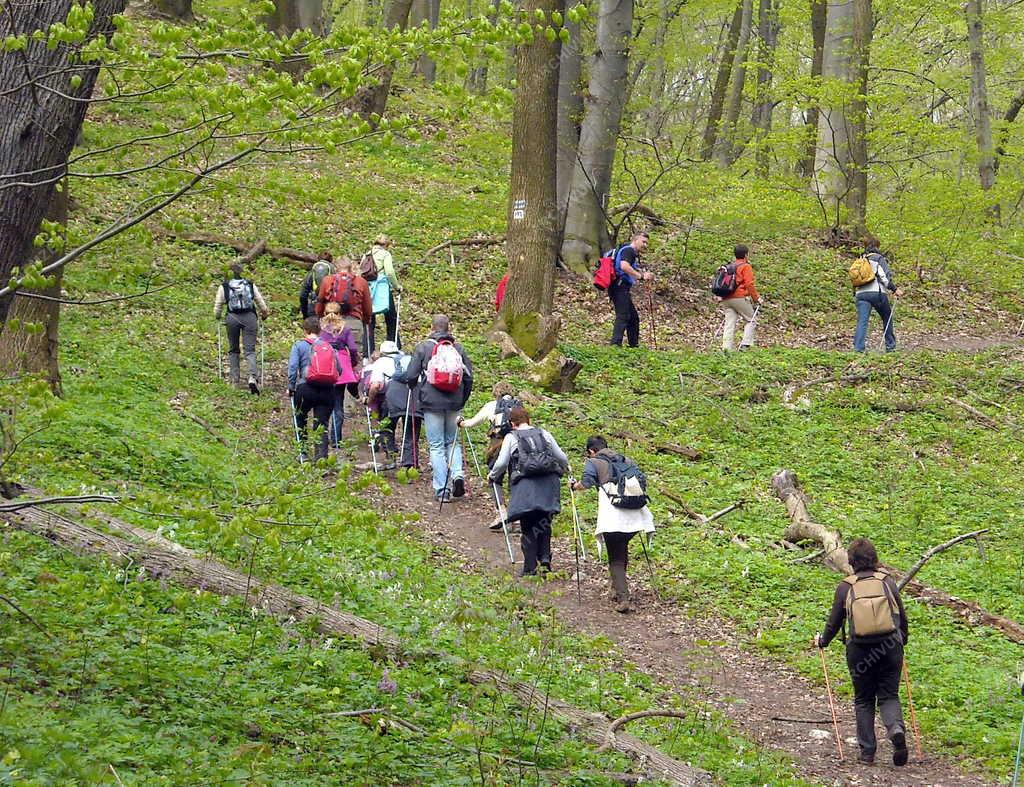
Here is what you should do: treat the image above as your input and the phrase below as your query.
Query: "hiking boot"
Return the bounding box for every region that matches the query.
[615,599,632,614]
[248,375,259,394]
[436,489,452,503]
[298,452,309,465]
[539,560,551,573]
[452,477,465,498]
[857,750,875,765]
[488,515,505,531]
[892,733,908,766]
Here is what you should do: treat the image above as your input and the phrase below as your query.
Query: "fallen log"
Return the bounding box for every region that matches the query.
[414,235,505,266]
[771,469,1024,645]
[4,504,712,785]
[156,230,319,267]
[945,396,1002,430]
[654,443,702,461]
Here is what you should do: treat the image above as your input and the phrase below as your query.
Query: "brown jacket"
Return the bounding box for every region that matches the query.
[316,273,372,323]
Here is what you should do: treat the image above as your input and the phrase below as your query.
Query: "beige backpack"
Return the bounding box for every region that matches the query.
[849,256,876,287]
[843,571,899,638]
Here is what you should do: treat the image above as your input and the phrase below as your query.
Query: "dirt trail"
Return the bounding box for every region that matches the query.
[377,470,997,787]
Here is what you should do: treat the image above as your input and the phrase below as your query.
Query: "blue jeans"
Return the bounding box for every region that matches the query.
[854,293,895,352]
[423,410,463,494]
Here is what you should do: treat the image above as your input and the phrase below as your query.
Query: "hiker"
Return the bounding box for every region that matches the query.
[316,256,373,356]
[716,244,761,351]
[366,235,402,353]
[495,271,509,312]
[851,238,902,352]
[571,436,654,614]
[299,251,334,318]
[460,382,521,531]
[213,262,269,393]
[607,232,653,348]
[287,316,343,462]
[488,406,568,576]
[366,341,422,468]
[319,311,361,447]
[397,314,473,501]
[815,537,910,767]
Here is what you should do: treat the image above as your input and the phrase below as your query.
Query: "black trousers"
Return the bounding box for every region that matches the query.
[608,281,639,347]
[846,636,906,755]
[295,383,336,460]
[381,406,422,467]
[604,531,636,599]
[367,292,398,353]
[519,512,552,575]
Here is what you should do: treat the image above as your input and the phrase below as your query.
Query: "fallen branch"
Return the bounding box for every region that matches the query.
[945,396,1001,430]
[0,594,53,639]
[415,235,505,266]
[783,372,871,406]
[607,203,666,226]
[597,709,690,753]
[0,494,120,512]
[156,230,319,267]
[654,443,702,461]
[169,395,231,447]
[896,529,989,591]
[770,470,851,574]
[237,239,267,264]
[4,504,711,786]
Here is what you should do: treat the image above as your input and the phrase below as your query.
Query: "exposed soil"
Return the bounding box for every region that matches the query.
[375,467,999,787]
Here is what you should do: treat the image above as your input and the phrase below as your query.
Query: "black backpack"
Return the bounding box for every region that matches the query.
[594,452,649,509]
[493,395,522,437]
[710,263,740,297]
[511,428,563,483]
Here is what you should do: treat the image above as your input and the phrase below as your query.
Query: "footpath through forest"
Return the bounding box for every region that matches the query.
[370,451,998,787]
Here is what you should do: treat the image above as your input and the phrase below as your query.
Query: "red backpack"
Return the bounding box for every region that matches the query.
[326,274,355,316]
[304,338,340,385]
[593,246,624,291]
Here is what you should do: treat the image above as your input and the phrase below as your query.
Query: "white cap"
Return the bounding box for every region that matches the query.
[380,341,400,355]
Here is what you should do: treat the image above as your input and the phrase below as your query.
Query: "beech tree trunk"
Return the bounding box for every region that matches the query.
[560,0,634,274]
[267,0,325,35]
[713,0,753,166]
[153,0,194,20]
[965,0,997,214]
[701,2,744,160]
[0,0,126,328]
[412,0,440,83]
[495,0,564,360]
[645,0,670,138]
[0,185,67,394]
[844,0,871,235]
[799,0,827,177]
[556,0,584,235]
[352,0,416,120]
[750,0,780,175]
[467,0,502,93]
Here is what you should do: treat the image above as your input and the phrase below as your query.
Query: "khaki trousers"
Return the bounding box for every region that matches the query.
[721,297,757,350]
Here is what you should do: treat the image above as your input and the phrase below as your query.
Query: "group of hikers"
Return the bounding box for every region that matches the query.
[593,232,902,352]
[213,231,918,770]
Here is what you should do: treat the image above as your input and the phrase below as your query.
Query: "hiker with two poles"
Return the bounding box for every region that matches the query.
[460,383,523,532]
[214,262,270,394]
[395,314,473,502]
[593,231,654,348]
[815,537,912,767]
[364,340,423,471]
[365,234,402,354]
[572,436,654,614]
[850,238,902,352]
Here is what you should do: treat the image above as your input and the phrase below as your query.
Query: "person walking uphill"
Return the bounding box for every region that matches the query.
[299,252,334,319]
[572,436,654,613]
[716,244,761,351]
[316,256,373,356]
[608,232,653,347]
[366,235,402,352]
[287,316,344,463]
[460,382,522,531]
[488,406,569,576]
[816,538,910,767]
[214,262,269,393]
[397,314,473,502]
[851,238,902,352]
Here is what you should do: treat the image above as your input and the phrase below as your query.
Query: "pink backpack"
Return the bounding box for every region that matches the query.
[305,338,341,385]
[425,339,464,393]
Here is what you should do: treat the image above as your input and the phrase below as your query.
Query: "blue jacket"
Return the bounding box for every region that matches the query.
[287,339,314,391]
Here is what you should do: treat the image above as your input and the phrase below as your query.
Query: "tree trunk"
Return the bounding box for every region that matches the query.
[412,0,440,83]
[351,0,416,120]
[556,0,584,236]
[267,0,325,35]
[0,184,68,394]
[713,0,753,166]
[843,0,871,235]
[560,0,634,274]
[645,0,670,138]
[701,2,744,160]
[965,0,997,215]
[153,0,194,20]
[750,0,780,175]
[812,0,856,227]
[467,0,502,93]
[799,0,827,177]
[494,0,564,360]
[994,86,1024,173]
[0,0,126,328]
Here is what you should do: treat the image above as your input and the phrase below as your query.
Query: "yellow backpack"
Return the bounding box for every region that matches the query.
[849,256,876,287]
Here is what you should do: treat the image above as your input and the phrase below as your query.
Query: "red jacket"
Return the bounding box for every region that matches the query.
[495,273,509,311]
[726,260,759,301]
[316,273,373,323]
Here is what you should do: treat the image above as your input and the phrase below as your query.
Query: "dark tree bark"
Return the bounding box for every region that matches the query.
[844,0,871,234]
[556,0,584,236]
[994,86,1024,173]
[495,0,564,359]
[750,0,780,175]
[152,0,194,20]
[799,0,827,177]
[713,0,753,166]
[0,184,68,394]
[0,0,127,328]
[351,0,416,120]
[700,2,744,160]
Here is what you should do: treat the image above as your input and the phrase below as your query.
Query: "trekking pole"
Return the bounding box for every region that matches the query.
[394,293,402,350]
[364,406,379,474]
[638,533,660,602]
[902,658,923,758]
[216,322,224,381]
[818,646,846,761]
[438,433,459,512]
[258,317,265,386]
[565,476,586,561]
[288,395,304,462]
[463,424,484,481]
[646,285,658,350]
[399,390,411,467]
[881,300,897,351]
[491,482,515,563]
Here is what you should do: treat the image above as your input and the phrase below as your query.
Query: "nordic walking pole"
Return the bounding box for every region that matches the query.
[258,317,265,386]
[394,293,402,350]
[399,390,411,467]
[638,533,660,601]
[491,481,515,563]
[288,395,304,462]
[881,299,897,351]
[646,285,658,350]
[438,432,459,512]
[565,476,586,561]
[364,406,379,474]
[463,424,484,481]
[571,495,582,604]
[902,658,923,758]
[216,323,224,381]
[818,646,845,761]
